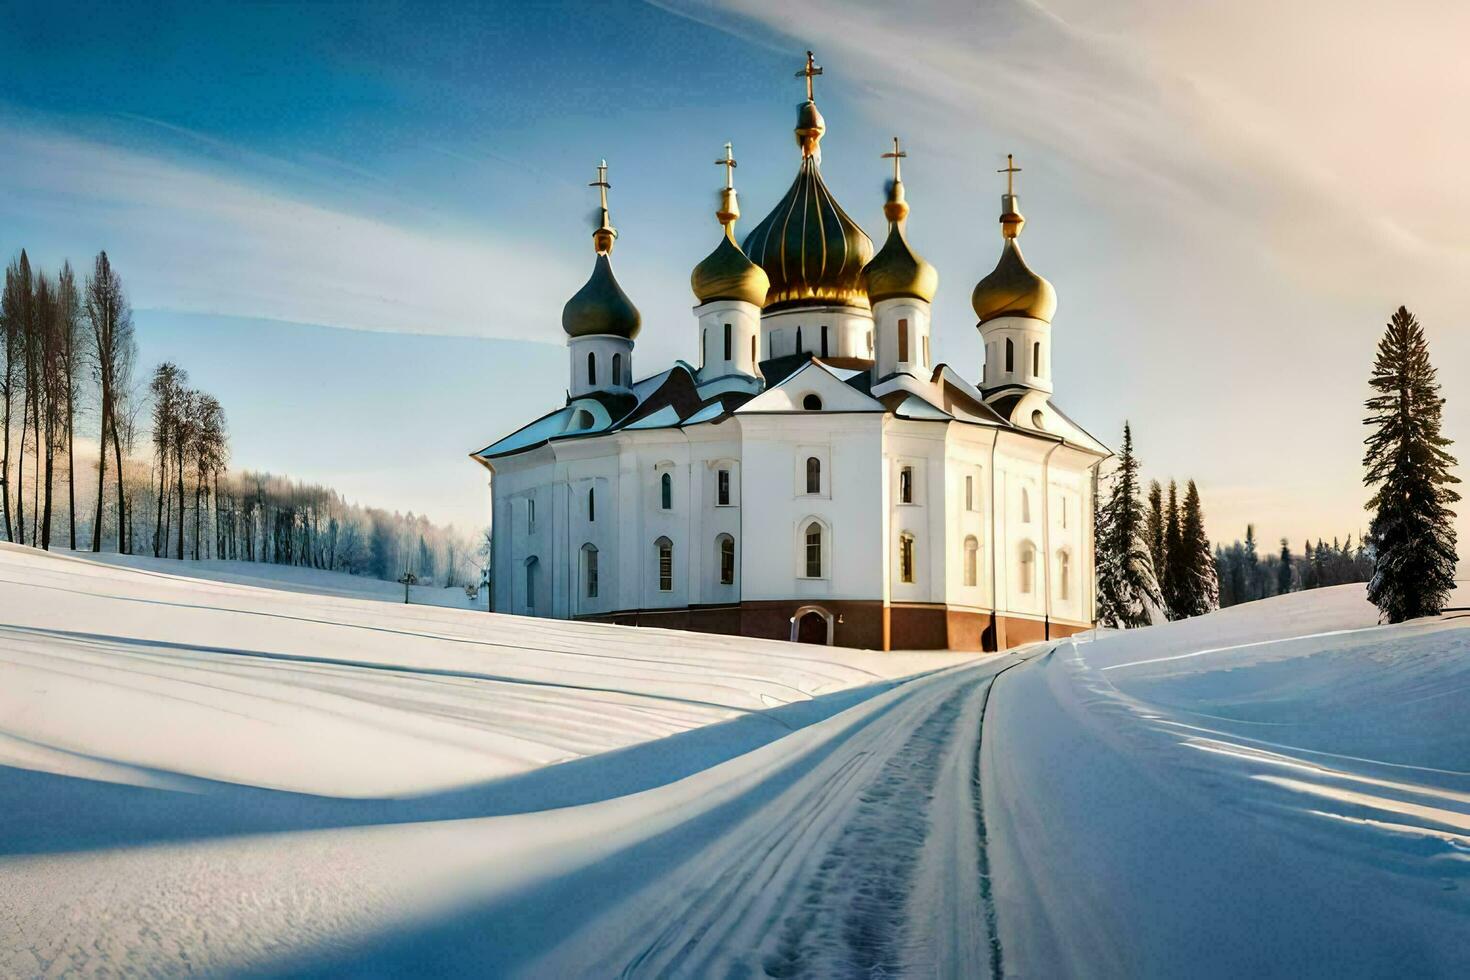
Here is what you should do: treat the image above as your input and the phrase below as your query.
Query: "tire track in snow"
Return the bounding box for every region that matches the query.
[760,683,975,978]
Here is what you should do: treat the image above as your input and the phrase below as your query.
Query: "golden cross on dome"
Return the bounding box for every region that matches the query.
[997,153,1021,196]
[715,142,737,190]
[589,159,610,211]
[796,50,822,101]
[882,136,906,183]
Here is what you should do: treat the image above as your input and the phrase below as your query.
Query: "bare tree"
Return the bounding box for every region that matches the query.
[57,262,84,550]
[86,251,136,554]
[149,363,185,556]
[0,253,30,541]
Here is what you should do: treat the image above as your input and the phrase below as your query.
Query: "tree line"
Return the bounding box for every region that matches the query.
[1097,304,1458,629]
[1214,529,1374,608]
[1094,422,1217,628]
[4,247,479,591]
[2,250,135,551]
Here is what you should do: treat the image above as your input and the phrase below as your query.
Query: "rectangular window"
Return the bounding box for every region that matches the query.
[899,466,913,504]
[805,526,822,578]
[965,475,974,511]
[724,323,732,360]
[527,497,535,530]
[867,331,873,355]
[898,318,909,362]
[820,325,829,357]
[659,543,673,592]
[717,469,731,506]
[923,335,929,367]
[751,335,756,366]
[899,535,915,584]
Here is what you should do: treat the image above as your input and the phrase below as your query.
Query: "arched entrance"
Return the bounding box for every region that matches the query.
[790,605,835,645]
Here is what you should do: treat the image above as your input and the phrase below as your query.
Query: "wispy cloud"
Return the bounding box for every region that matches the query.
[0,125,577,341]
[675,0,1470,298]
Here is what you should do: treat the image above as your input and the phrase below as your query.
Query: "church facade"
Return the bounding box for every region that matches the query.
[471,54,1108,651]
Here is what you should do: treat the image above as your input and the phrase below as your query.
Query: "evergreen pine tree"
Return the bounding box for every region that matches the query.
[1095,422,1164,627]
[1162,480,1185,618]
[1177,480,1218,616]
[1277,539,1293,595]
[1243,524,1260,601]
[1363,306,1459,622]
[1145,480,1165,583]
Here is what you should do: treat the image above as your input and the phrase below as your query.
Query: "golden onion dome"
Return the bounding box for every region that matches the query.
[741,117,873,311]
[691,143,771,307]
[692,228,770,307]
[562,253,641,339]
[562,159,641,339]
[860,141,937,304]
[971,157,1055,324]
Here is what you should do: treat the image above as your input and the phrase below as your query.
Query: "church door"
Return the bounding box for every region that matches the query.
[797,610,829,645]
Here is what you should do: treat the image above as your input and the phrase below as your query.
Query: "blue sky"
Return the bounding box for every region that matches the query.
[3,0,1467,547]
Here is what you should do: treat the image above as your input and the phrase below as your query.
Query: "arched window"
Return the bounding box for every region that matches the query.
[898,318,909,362]
[1019,543,1035,595]
[1005,337,1014,373]
[1021,487,1031,523]
[718,534,735,585]
[899,466,913,504]
[1033,341,1041,377]
[587,351,597,386]
[660,472,672,510]
[1057,550,1071,601]
[524,556,539,611]
[795,326,803,353]
[656,536,673,592]
[724,323,733,360]
[612,352,623,386]
[803,393,822,411]
[804,522,824,578]
[899,532,916,584]
[582,543,599,598]
[805,456,821,495]
[588,486,595,522]
[964,536,979,587]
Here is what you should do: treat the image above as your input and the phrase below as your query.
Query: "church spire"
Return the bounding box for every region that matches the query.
[590,159,617,255]
[793,50,826,158]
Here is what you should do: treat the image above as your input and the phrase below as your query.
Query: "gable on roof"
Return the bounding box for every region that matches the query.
[737,359,886,414]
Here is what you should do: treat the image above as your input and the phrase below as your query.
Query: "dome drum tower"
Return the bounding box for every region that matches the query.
[563,161,640,400]
[691,144,769,381]
[974,156,1056,394]
[742,52,876,366]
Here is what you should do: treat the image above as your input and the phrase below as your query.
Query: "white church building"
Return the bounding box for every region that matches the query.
[472,53,1108,650]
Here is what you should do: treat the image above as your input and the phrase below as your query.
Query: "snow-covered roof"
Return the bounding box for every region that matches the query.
[473,353,1107,465]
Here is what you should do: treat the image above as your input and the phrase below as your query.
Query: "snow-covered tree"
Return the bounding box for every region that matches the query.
[1363,306,1459,622]
[1096,422,1164,628]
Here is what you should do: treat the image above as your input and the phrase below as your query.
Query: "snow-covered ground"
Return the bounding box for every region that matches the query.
[71,549,486,609]
[4,543,1468,977]
[984,583,1470,977]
